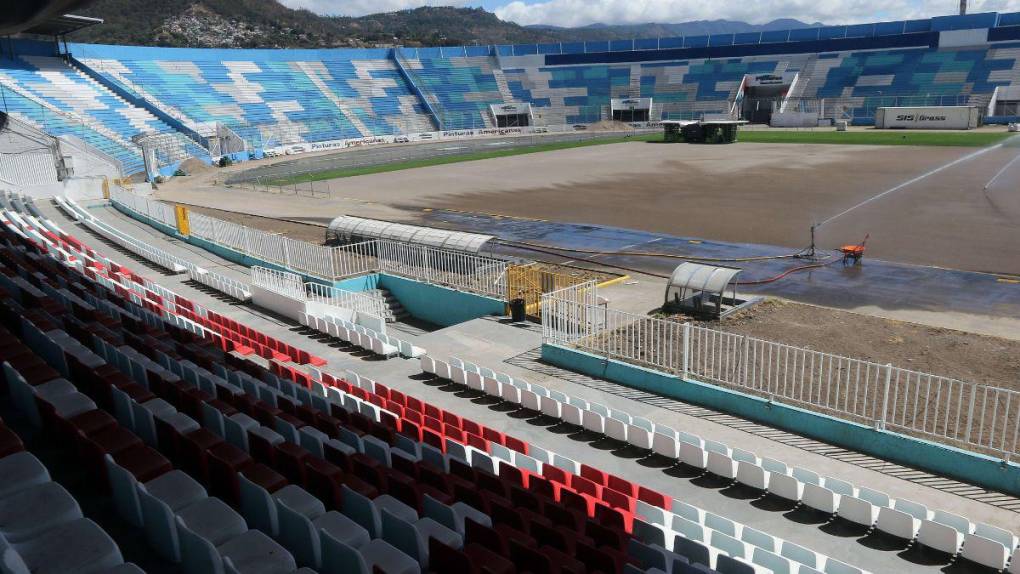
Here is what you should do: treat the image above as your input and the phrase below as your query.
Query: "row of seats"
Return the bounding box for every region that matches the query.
[403,57,503,130]
[188,266,253,302]
[40,195,324,366]
[77,54,436,145]
[301,309,425,360]
[9,189,1020,574]
[0,419,138,573]
[56,196,189,274]
[423,355,1020,572]
[0,201,379,573]
[2,305,309,574]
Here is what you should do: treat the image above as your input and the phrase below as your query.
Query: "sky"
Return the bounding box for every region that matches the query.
[277,0,1020,27]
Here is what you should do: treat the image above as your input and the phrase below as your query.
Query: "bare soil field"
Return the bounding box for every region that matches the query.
[183,204,328,244]
[163,140,1020,274]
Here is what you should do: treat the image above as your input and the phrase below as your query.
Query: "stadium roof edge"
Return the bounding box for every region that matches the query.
[22,14,103,37]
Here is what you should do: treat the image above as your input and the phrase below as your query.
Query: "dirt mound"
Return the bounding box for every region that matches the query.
[584,120,636,132]
[177,157,215,176]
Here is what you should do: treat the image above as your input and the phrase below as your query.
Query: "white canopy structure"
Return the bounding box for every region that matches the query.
[664,262,742,318]
[326,215,496,254]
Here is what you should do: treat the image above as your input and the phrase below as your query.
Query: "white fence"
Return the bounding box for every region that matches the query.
[542,291,1020,460]
[306,281,387,318]
[109,187,177,229]
[109,190,509,299]
[375,240,507,300]
[251,267,305,299]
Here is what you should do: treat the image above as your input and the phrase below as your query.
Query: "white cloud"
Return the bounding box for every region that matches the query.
[494,0,1020,28]
[278,0,473,17]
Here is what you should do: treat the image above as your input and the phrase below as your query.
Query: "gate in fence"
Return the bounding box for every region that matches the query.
[508,265,601,319]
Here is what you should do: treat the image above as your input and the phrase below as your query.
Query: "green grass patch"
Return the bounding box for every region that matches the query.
[268,132,663,185]
[737,130,1013,147]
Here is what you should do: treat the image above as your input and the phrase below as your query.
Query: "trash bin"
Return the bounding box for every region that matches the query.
[510,298,526,322]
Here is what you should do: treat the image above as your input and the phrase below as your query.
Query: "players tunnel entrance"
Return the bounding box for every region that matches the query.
[739,73,797,124]
[611,97,652,122]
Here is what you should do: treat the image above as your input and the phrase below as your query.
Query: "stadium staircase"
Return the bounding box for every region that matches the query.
[363,288,409,323]
[490,61,516,104]
[294,61,373,138]
[628,66,642,99]
[391,49,444,132]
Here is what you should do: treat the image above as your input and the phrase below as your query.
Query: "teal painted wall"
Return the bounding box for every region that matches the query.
[333,274,380,292]
[378,274,506,327]
[542,344,1020,497]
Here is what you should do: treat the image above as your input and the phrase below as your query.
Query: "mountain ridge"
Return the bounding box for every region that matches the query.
[66,1,821,49]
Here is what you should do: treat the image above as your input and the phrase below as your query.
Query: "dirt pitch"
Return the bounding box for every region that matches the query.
[164,139,1020,275]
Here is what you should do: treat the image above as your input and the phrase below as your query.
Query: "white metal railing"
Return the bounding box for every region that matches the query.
[109,187,177,229]
[332,240,378,278]
[306,281,387,318]
[109,190,509,298]
[376,239,507,299]
[542,292,1020,460]
[251,267,306,299]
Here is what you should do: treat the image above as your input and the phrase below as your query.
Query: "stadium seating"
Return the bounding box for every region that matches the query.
[76,47,436,146]
[300,309,426,360]
[422,354,1020,572]
[2,11,1019,181]
[0,191,790,573]
[0,54,205,175]
[401,56,505,129]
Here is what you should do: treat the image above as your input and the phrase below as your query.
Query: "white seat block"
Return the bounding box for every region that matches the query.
[539,396,561,419]
[961,534,1010,569]
[876,507,921,540]
[706,451,738,480]
[837,496,879,527]
[736,461,769,491]
[582,411,605,434]
[677,442,707,469]
[768,474,803,502]
[918,520,965,554]
[802,484,839,514]
[652,432,679,459]
[604,417,628,442]
[560,403,583,426]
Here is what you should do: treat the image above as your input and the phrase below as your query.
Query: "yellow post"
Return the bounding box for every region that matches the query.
[102,178,110,200]
[174,205,191,236]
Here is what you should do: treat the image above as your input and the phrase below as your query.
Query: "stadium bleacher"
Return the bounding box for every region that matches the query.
[73,46,436,147]
[2,12,1020,179]
[0,54,205,176]
[400,55,506,129]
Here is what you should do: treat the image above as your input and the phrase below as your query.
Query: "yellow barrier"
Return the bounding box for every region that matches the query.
[174,205,190,236]
[508,264,610,318]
